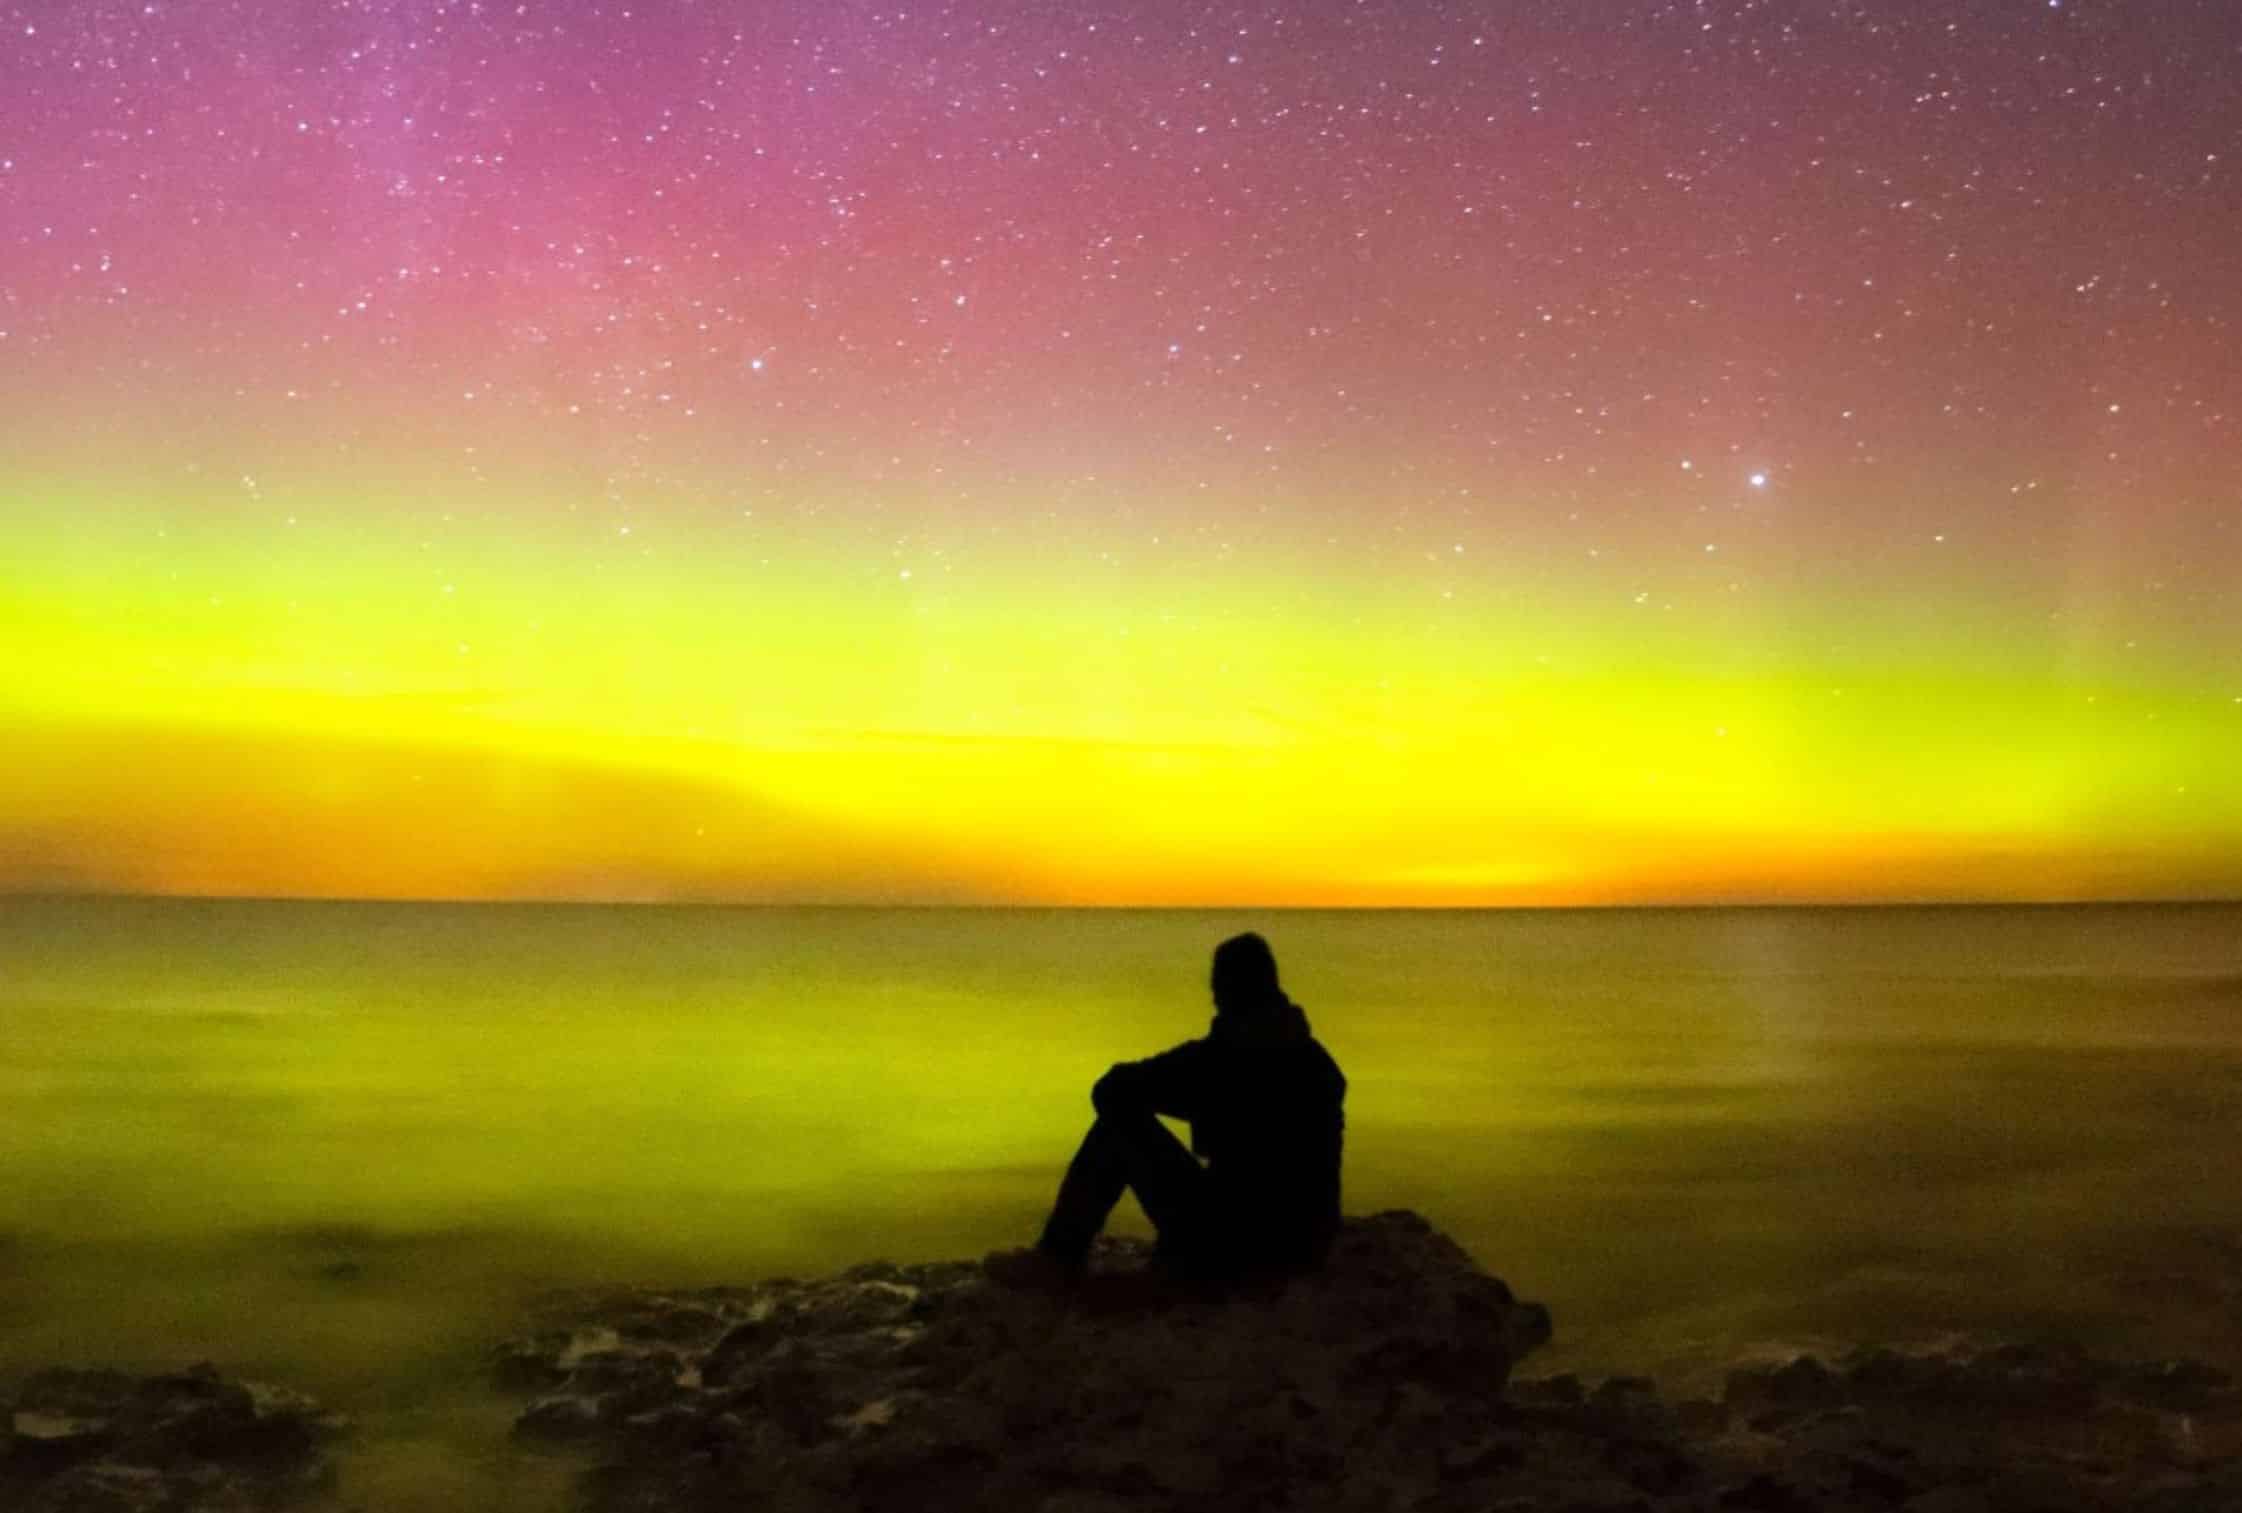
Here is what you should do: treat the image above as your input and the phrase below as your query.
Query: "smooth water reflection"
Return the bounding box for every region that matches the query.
[4,898,2240,1505]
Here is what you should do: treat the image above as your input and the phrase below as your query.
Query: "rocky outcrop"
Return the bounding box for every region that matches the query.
[0,1362,344,1512]
[1499,1342,2242,1513]
[494,1210,1551,1512]
[492,1211,2242,1513]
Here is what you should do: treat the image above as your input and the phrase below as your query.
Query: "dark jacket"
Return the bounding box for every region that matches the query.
[1091,997,1346,1268]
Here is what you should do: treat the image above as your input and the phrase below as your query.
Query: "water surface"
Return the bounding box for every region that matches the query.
[4,899,2239,1506]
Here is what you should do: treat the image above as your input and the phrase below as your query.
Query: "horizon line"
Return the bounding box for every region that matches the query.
[5,889,2238,913]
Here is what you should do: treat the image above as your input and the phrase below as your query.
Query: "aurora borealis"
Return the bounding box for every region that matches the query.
[2,0,2238,905]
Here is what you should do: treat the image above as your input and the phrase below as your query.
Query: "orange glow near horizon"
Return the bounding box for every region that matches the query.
[3,1,2239,906]
[4,494,2237,905]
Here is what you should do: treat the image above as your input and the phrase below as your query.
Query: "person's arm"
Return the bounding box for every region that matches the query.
[1090,1039,1207,1121]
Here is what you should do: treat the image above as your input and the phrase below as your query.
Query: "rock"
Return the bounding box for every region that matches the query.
[26,1461,178,1513]
[488,1213,2242,1513]
[1588,1375,1668,1429]
[1903,1488,1992,1513]
[1439,1431,1527,1480]
[1719,1472,1818,1512]
[492,1333,575,1391]
[1606,1435,1697,1497]
[2123,1359,2235,1415]
[116,1365,268,1464]
[1836,1449,1916,1504]
[698,1319,775,1388]
[8,1410,114,1474]
[515,1395,606,1442]
[1,1363,342,1512]
[1515,1372,1588,1408]
[605,1299,730,1346]
[718,1338,838,1444]
[1981,1463,2101,1513]
[1727,1354,1844,1425]
[494,1210,1550,1511]
[1033,1495,1137,1513]
[563,1348,685,1413]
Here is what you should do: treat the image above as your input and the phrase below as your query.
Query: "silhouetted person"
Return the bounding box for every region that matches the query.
[987,932,1346,1287]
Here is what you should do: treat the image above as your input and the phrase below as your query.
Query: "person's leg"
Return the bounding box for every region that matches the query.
[1036,1109,1210,1266]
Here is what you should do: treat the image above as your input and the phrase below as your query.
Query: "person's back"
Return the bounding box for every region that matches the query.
[992,931,1346,1287]
[1195,1002,1346,1268]
[1094,984,1344,1271]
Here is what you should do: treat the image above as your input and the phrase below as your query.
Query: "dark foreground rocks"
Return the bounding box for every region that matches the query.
[1,1362,345,1512]
[494,1210,2242,1513]
[495,1210,1551,1512]
[1505,1342,2242,1513]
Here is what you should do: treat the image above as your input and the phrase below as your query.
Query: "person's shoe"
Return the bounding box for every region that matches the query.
[981,1245,1084,1293]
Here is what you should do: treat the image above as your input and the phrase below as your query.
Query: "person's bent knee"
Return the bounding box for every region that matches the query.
[1089,1067,1132,1118]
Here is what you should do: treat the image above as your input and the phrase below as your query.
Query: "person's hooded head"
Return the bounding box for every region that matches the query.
[1209,931,1308,1044]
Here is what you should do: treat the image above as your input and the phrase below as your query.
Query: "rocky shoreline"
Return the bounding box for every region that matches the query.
[1,1361,345,1512]
[8,1211,2240,1511]
[487,1211,2242,1513]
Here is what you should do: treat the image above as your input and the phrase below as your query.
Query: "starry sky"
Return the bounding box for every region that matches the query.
[2,0,2239,905]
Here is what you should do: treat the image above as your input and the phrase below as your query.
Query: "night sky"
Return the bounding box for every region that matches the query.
[3,0,2239,904]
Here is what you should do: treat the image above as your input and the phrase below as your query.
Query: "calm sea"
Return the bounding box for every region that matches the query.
[4,898,2240,1507]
